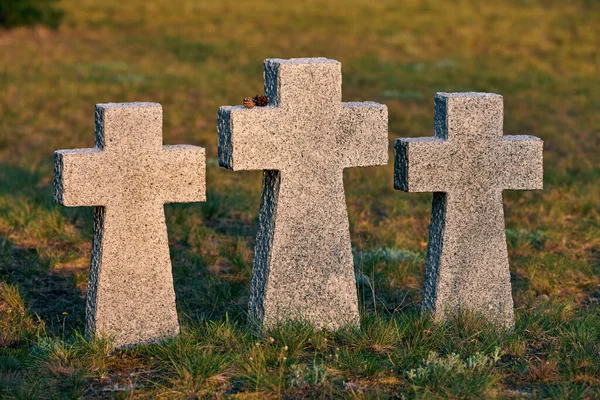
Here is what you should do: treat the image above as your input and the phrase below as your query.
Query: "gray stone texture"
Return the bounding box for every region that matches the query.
[54,102,206,348]
[218,58,388,329]
[394,92,543,327]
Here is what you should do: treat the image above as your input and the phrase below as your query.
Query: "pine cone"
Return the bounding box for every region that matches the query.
[242,97,255,108]
[253,94,268,107]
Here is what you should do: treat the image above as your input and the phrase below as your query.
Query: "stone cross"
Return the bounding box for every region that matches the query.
[218,58,388,329]
[54,102,206,348]
[394,92,543,327]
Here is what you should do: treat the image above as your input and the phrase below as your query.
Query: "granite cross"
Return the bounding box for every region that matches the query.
[218,58,388,329]
[394,92,543,327]
[54,102,206,348]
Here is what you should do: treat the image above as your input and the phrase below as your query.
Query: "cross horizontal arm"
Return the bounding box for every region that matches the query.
[158,145,206,203]
[394,137,448,192]
[54,148,107,207]
[338,102,388,168]
[499,135,543,190]
[218,105,285,171]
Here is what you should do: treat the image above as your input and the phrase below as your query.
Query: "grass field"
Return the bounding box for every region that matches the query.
[1,0,599,398]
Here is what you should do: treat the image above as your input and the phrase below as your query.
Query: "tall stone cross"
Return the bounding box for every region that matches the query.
[54,102,206,348]
[218,58,388,329]
[394,92,543,327]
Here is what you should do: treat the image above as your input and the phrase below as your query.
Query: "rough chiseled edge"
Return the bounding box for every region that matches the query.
[264,60,280,107]
[266,57,339,65]
[217,106,235,169]
[85,206,105,339]
[248,170,281,329]
[53,151,65,204]
[420,192,446,313]
[504,134,542,142]
[95,101,160,109]
[434,94,449,139]
[95,105,106,149]
[436,92,502,98]
[342,101,383,109]
[393,139,410,191]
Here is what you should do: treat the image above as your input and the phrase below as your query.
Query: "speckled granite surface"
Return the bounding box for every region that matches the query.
[394,92,543,327]
[218,58,388,329]
[54,102,206,348]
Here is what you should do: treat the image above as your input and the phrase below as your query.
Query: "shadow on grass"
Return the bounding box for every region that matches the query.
[0,163,88,336]
[0,163,255,335]
[0,236,86,336]
[0,163,429,336]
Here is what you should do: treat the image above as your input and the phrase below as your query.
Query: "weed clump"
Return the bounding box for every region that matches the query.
[0,283,43,347]
[405,348,503,398]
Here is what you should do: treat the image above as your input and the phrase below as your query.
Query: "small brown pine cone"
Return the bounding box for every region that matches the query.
[242,97,255,108]
[253,94,268,107]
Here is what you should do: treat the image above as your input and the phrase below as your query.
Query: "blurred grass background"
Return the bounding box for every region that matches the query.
[0,0,599,397]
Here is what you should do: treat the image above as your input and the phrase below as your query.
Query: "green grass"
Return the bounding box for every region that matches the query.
[0,0,599,397]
